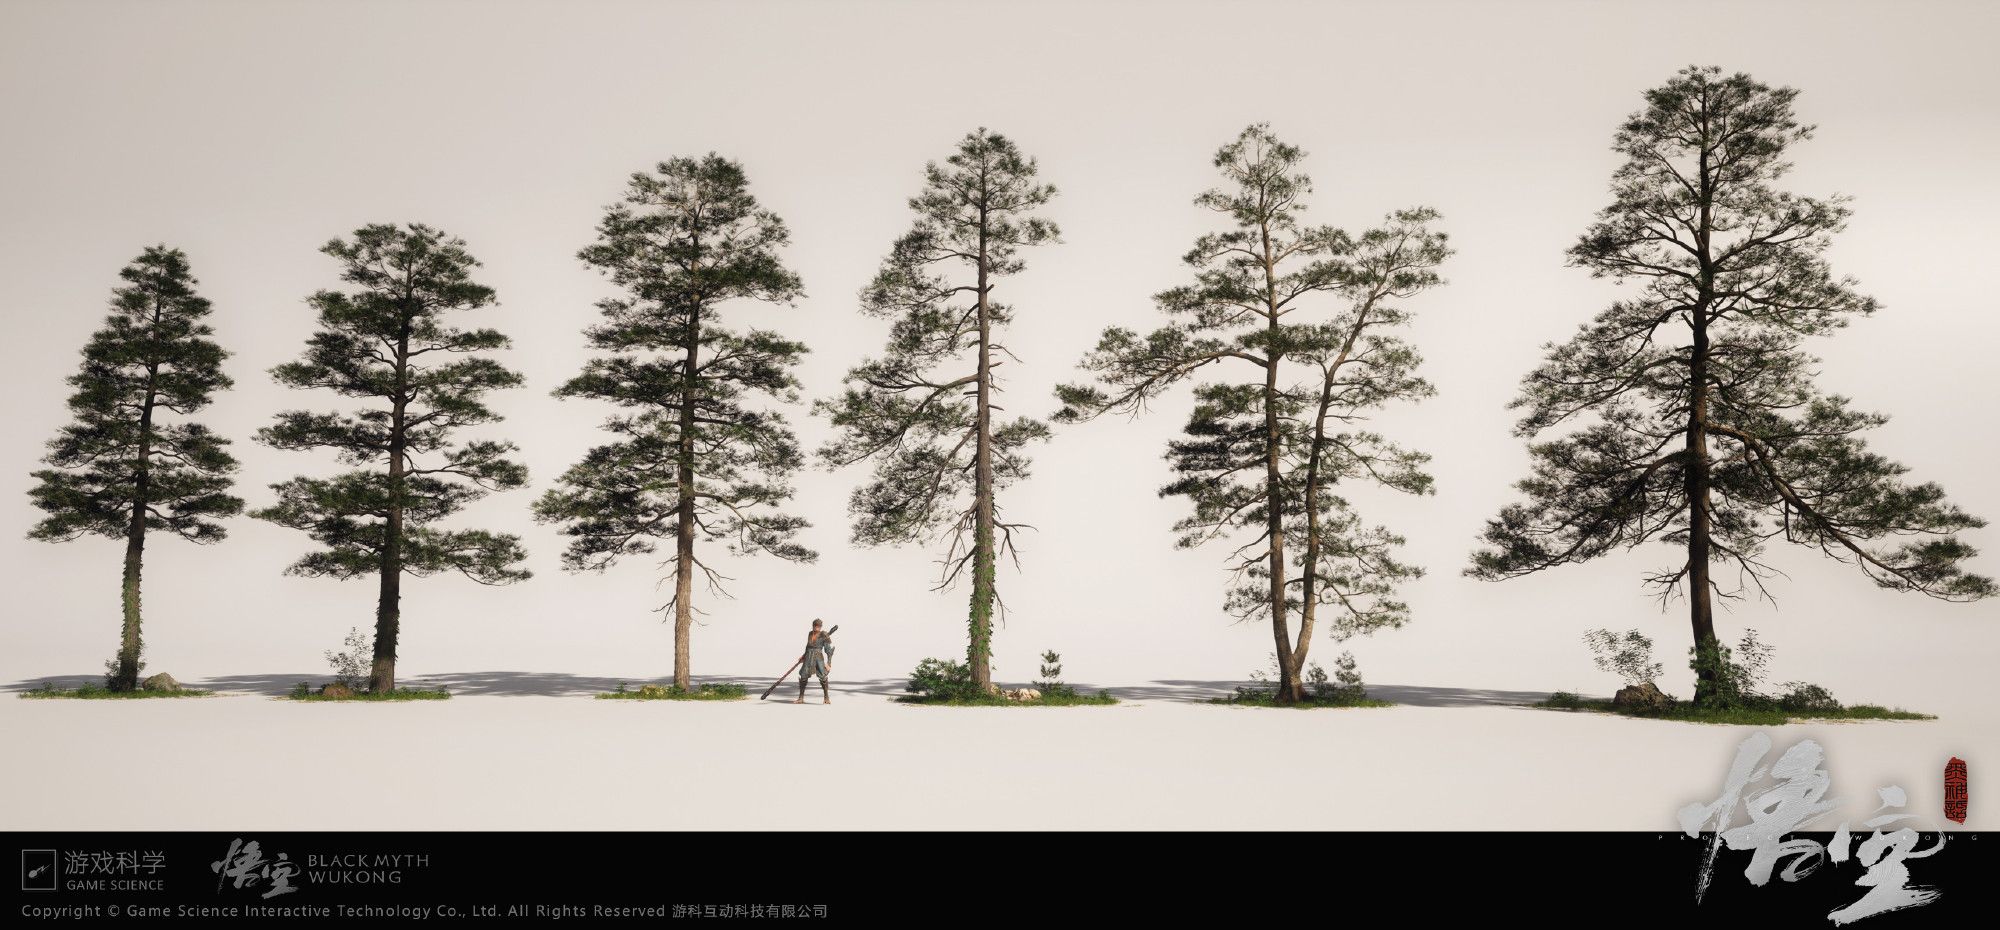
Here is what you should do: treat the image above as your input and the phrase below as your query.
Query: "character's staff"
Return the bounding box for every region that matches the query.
[759,623,838,700]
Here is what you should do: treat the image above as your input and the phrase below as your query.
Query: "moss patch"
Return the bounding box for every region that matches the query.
[898,689,1119,707]
[20,683,214,699]
[1533,692,1931,725]
[285,682,450,701]
[598,682,748,701]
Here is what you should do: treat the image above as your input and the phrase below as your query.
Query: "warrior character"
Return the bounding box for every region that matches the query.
[795,618,835,704]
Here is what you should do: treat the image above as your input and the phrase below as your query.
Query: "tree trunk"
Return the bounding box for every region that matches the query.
[116,512,146,684]
[1685,311,1718,705]
[114,344,161,692]
[1258,221,1300,704]
[372,509,402,694]
[969,200,996,691]
[673,319,700,692]
[1267,351,1298,703]
[115,460,148,692]
[1292,377,1338,699]
[371,325,411,694]
[1687,121,1719,706]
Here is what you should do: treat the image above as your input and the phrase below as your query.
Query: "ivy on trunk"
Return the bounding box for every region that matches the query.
[818,128,1059,690]
[29,246,242,691]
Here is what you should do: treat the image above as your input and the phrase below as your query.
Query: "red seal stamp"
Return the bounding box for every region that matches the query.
[1944,756,1967,824]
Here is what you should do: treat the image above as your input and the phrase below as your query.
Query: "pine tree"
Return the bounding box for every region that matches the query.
[533,155,815,689]
[254,223,529,693]
[28,246,243,691]
[1467,67,1993,703]
[1056,124,1450,704]
[818,128,1059,690]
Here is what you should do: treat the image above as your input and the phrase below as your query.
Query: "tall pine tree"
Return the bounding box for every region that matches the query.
[29,246,242,691]
[818,128,1059,690]
[1468,67,1993,703]
[255,223,529,693]
[533,155,815,690]
[1056,124,1450,703]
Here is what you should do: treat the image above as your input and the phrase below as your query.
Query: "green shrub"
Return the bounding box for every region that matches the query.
[1311,651,1368,703]
[1777,681,1841,714]
[325,627,372,690]
[1689,629,1773,708]
[21,681,211,700]
[101,656,146,690]
[1219,651,1385,708]
[1543,690,1585,710]
[1683,628,1852,715]
[907,657,983,701]
[1035,649,1078,700]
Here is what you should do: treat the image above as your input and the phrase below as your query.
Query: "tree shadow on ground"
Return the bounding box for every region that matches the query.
[1363,684,1555,707]
[6,671,767,697]
[3,674,106,693]
[196,671,782,697]
[395,672,923,701]
[1098,680,1555,707]
[3,673,1556,706]
[763,678,1555,707]
[5,671,904,699]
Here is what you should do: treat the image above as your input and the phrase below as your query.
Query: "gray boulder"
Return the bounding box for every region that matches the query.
[140,673,180,692]
[1612,681,1671,710]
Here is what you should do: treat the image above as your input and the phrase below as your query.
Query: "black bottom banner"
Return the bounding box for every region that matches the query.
[6,830,1991,924]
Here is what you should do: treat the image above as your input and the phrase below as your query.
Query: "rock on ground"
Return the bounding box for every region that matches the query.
[1612,681,1670,710]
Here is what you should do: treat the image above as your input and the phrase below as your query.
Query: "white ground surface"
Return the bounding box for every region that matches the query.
[3,674,1990,832]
